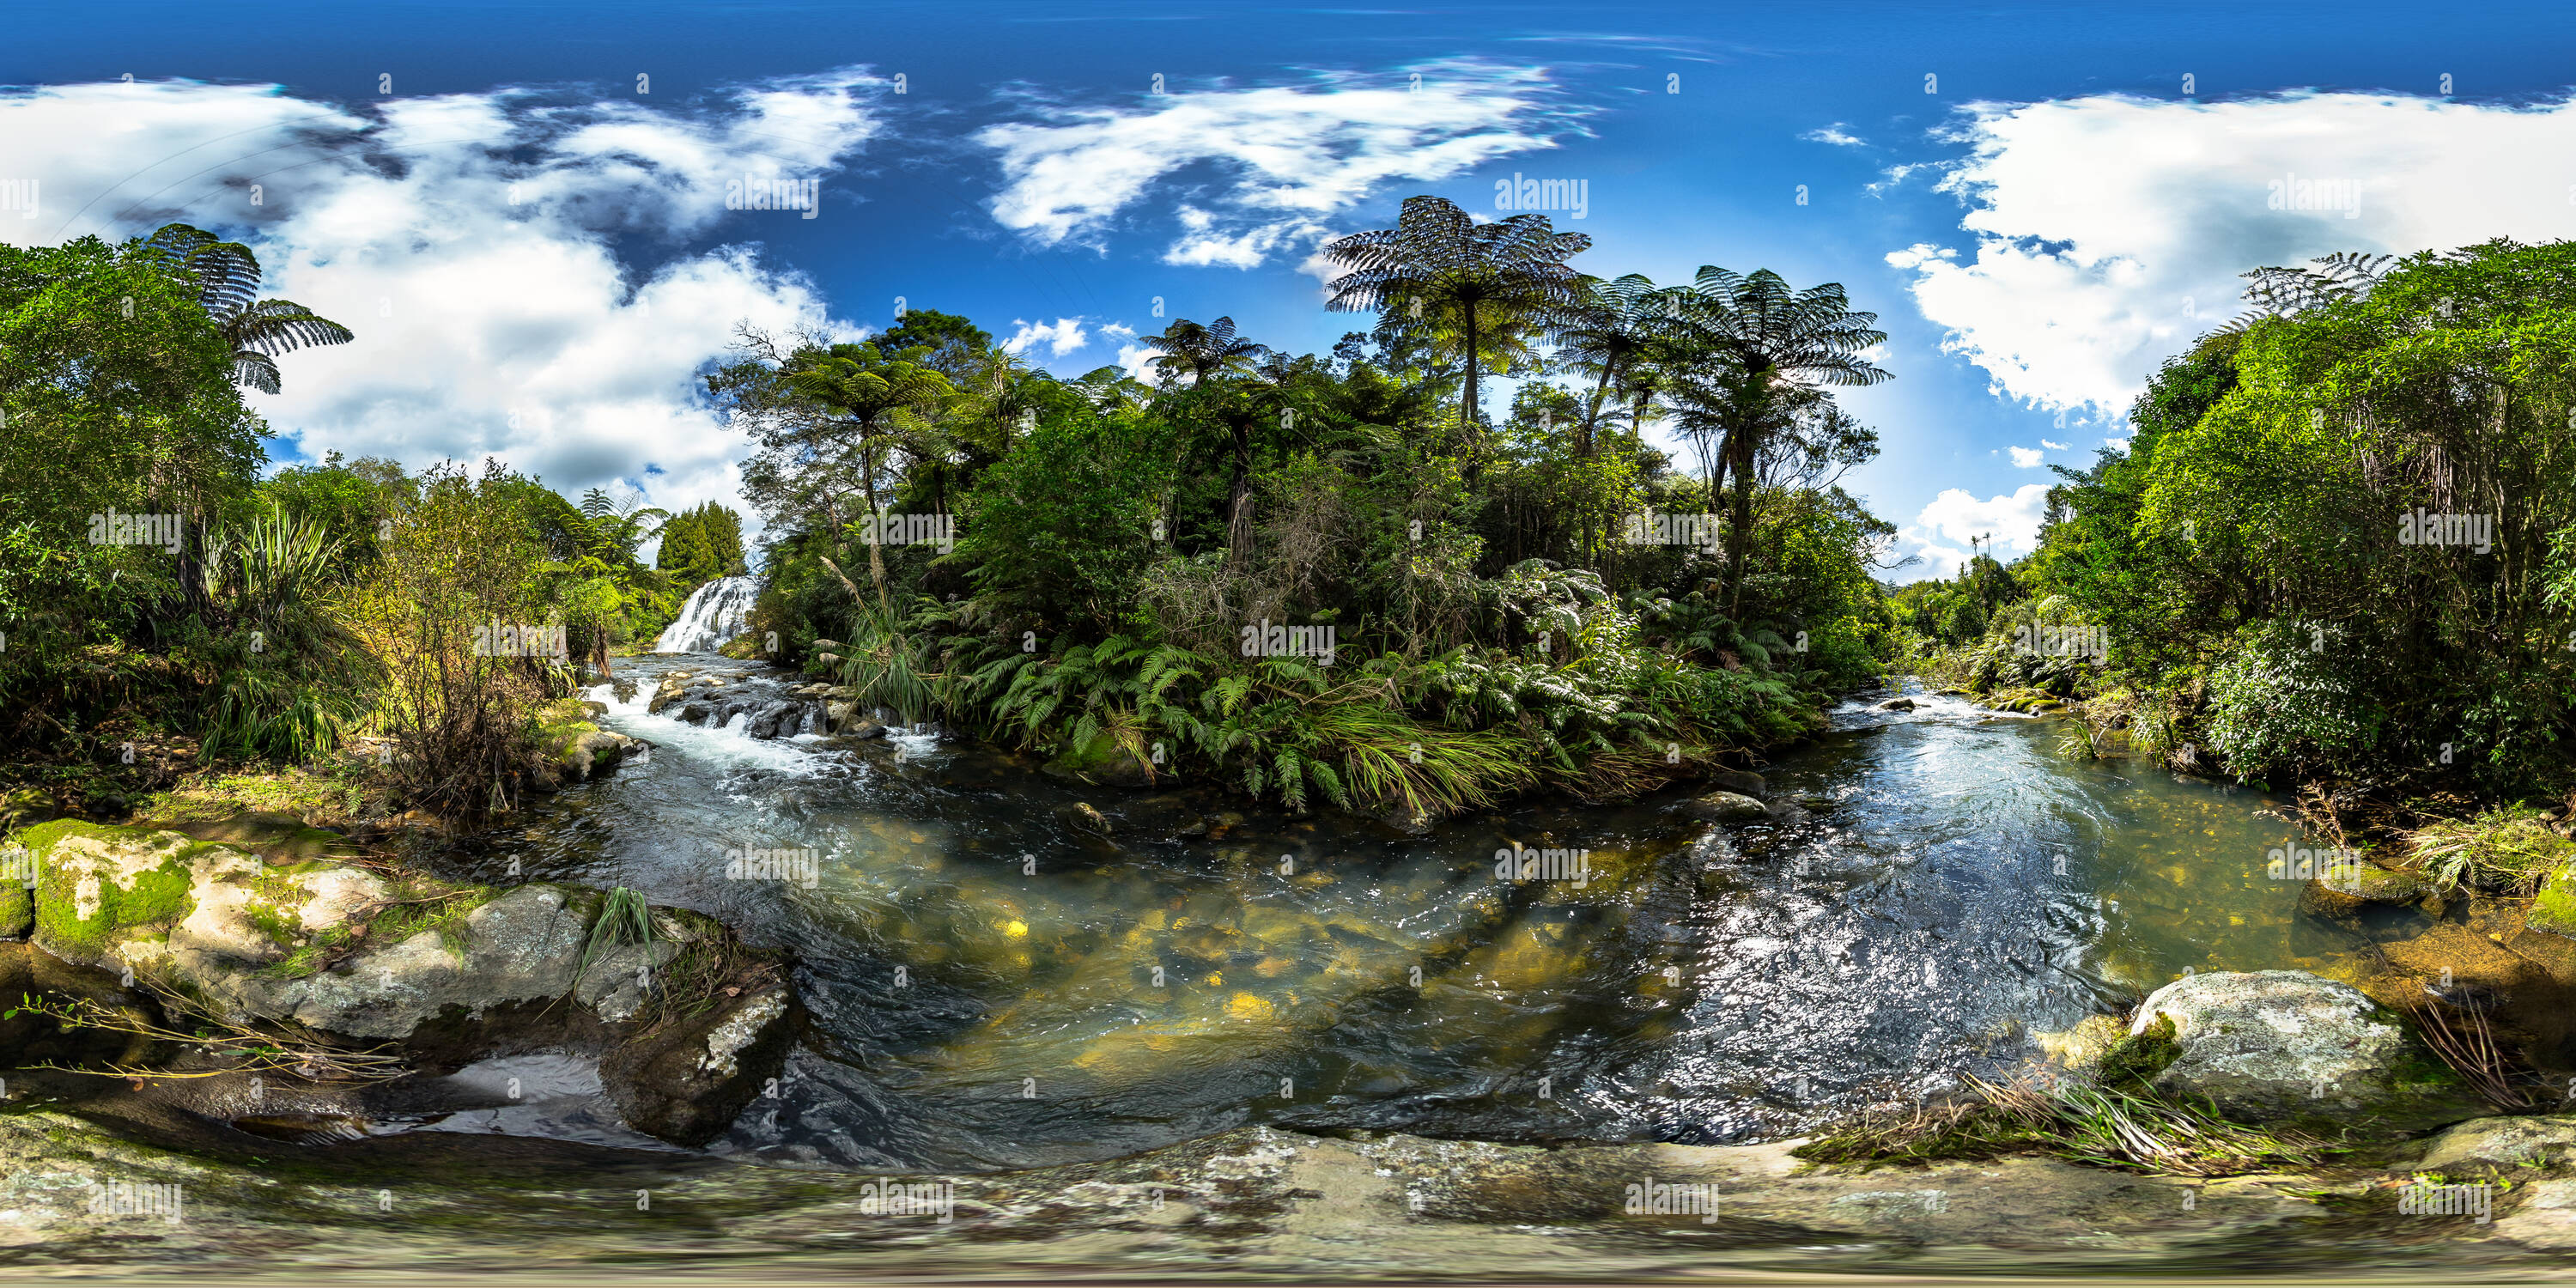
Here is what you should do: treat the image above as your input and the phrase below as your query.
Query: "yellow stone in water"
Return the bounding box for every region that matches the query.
[1205,971,1223,987]
[1227,992,1274,1022]
[1005,920,1030,938]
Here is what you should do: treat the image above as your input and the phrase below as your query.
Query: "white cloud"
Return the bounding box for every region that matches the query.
[1803,123,1865,147]
[2008,446,2044,467]
[0,74,886,535]
[1002,316,1090,358]
[2039,438,2069,451]
[1115,343,1162,384]
[976,60,1577,267]
[1099,321,1137,339]
[1894,484,2054,580]
[1890,91,2576,415]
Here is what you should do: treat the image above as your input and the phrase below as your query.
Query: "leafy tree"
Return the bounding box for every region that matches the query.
[141,223,354,395]
[1322,195,1592,480]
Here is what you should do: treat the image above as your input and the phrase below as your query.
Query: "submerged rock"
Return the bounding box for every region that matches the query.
[2530,866,2576,939]
[2129,969,2486,1136]
[1041,732,1156,788]
[1873,697,1915,712]
[1704,769,1767,798]
[2300,860,2432,917]
[601,979,798,1146]
[1676,792,1769,824]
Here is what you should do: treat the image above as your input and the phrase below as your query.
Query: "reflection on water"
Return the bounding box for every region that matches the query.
[446,664,2400,1171]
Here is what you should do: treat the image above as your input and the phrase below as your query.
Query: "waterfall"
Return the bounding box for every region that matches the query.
[654,576,761,653]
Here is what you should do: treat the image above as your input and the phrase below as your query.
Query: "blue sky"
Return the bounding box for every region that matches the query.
[9,1,2576,579]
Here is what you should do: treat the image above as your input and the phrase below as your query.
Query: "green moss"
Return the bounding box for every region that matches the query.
[2097,1013,2183,1091]
[2530,865,2576,938]
[0,883,29,939]
[35,854,195,963]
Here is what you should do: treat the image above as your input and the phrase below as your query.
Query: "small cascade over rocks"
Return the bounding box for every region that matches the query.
[655,576,759,653]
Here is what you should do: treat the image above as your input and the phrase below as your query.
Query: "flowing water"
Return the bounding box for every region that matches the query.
[415,661,2427,1173]
[652,577,759,653]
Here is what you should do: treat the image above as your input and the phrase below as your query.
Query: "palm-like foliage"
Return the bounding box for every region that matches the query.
[2225,251,2396,331]
[1321,196,1592,477]
[790,345,957,610]
[577,487,669,562]
[1139,316,1269,385]
[143,223,354,394]
[1667,267,1889,611]
[1555,273,1675,459]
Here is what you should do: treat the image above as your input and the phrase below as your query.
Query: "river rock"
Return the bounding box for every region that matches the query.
[1704,769,1766,798]
[1676,792,1769,823]
[2529,865,2576,939]
[2410,1115,2576,1176]
[601,981,798,1146]
[1042,732,1156,788]
[2299,860,2432,918]
[647,676,690,715]
[1873,697,1916,712]
[2129,969,2486,1136]
[677,701,712,725]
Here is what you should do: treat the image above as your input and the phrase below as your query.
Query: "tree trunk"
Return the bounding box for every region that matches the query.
[1461,304,1482,484]
[861,429,890,617]
[1724,410,1758,619]
[1225,419,1255,568]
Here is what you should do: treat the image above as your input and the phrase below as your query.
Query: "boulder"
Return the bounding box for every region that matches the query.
[2410,1115,2576,1176]
[2530,865,2576,939]
[1704,769,1767,798]
[1676,792,1769,824]
[1873,697,1916,712]
[1041,732,1156,788]
[676,701,712,726]
[2128,969,2485,1136]
[2299,860,2433,918]
[646,677,689,715]
[600,981,798,1146]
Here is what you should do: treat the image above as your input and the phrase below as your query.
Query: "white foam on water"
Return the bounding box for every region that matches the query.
[582,677,823,774]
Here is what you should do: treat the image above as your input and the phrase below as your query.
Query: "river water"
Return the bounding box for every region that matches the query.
[418,661,2422,1175]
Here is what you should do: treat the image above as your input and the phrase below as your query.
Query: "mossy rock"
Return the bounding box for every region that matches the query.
[0,882,29,939]
[2097,1012,2182,1091]
[156,811,351,867]
[1041,732,1156,788]
[2530,865,2576,939]
[2300,860,2432,918]
[21,819,209,965]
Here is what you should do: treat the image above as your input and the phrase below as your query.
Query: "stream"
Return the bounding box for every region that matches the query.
[404,659,2427,1174]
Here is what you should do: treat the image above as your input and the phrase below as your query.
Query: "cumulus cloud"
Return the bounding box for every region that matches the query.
[976,60,1579,267]
[0,73,885,532]
[2007,446,2044,467]
[1889,91,2576,415]
[1002,316,1090,358]
[1803,123,1865,147]
[2039,438,2069,450]
[1099,321,1137,339]
[1897,484,2054,580]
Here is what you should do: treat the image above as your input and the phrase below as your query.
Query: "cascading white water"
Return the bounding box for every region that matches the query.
[653,576,760,653]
